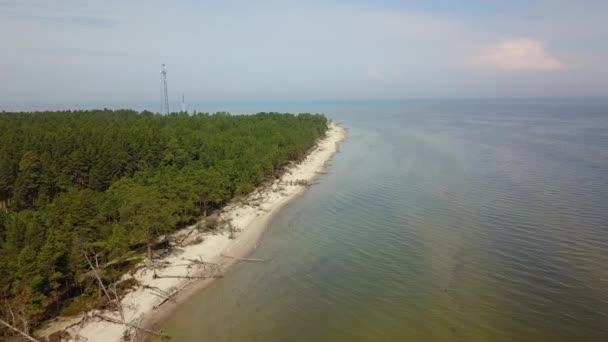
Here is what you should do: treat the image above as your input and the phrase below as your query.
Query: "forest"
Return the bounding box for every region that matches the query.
[0,109,327,335]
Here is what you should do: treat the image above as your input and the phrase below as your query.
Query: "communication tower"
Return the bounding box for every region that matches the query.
[160,64,169,115]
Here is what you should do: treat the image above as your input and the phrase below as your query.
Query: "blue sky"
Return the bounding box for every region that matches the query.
[1,0,607,104]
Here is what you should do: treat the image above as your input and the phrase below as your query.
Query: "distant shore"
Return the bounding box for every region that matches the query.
[38,121,346,342]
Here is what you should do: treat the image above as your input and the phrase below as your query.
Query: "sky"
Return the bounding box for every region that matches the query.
[1,0,607,106]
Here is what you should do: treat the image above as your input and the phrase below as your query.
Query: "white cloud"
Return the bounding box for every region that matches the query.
[474,38,564,71]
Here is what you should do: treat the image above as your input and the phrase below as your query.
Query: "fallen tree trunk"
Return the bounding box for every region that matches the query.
[153,274,222,280]
[0,318,40,342]
[143,285,172,297]
[153,281,194,310]
[174,229,195,246]
[220,254,265,262]
[93,314,167,339]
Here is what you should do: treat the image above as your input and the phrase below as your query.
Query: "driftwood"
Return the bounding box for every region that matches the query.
[57,315,88,332]
[147,290,169,300]
[93,314,167,338]
[0,318,40,342]
[168,263,205,267]
[220,254,265,262]
[153,281,194,310]
[183,258,222,276]
[143,285,172,298]
[148,258,221,309]
[185,257,215,265]
[174,228,196,246]
[152,274,222,280]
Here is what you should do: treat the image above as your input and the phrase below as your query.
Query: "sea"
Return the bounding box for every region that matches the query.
[11,99,608,341]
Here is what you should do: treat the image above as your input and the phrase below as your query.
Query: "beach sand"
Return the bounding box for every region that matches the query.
[38,121,346,342]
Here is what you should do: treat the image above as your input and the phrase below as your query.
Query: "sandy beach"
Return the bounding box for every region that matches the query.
[38,121,346,342]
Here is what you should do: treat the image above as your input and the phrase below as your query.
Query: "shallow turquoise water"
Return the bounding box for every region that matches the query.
[161,100,608,341]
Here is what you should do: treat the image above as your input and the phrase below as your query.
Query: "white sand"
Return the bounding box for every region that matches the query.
[38,122,346,342]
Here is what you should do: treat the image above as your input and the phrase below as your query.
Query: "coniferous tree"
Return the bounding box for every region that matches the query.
[0,110,328,327]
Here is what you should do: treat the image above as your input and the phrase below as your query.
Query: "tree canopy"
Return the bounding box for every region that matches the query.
[0,109,327,330]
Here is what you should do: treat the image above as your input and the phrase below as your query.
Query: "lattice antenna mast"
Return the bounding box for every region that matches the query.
[181,92,186,113]
[160,64,169,115]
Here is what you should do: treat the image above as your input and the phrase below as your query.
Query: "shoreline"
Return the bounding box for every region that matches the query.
[39,121,346,342]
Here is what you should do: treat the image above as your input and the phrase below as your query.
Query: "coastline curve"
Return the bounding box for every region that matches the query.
[40,121,346,342]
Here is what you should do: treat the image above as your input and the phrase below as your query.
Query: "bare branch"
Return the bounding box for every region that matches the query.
[6,302,16,327]
[153,281,194,310]
[84,252,113,305]
[0,318,40,342]
[111,283,125,323]
[153,274,222,280]
[93,314,168,339]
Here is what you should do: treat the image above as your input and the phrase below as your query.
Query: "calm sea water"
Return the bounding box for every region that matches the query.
[157,99,608,341]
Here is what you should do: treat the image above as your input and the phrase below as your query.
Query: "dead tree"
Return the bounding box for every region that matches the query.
[84,252,114,307]
[152,258,222,281]
[93,314,168,339]
[0,317,40,342]
[153,274,222,280]
[185,257,222,275]
[84,252,126,324]
[1,298,38,342]
[152,281,193,310]
[110,284,125,323]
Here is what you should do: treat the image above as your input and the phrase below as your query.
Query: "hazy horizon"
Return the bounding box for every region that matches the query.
[4,97,608,114]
